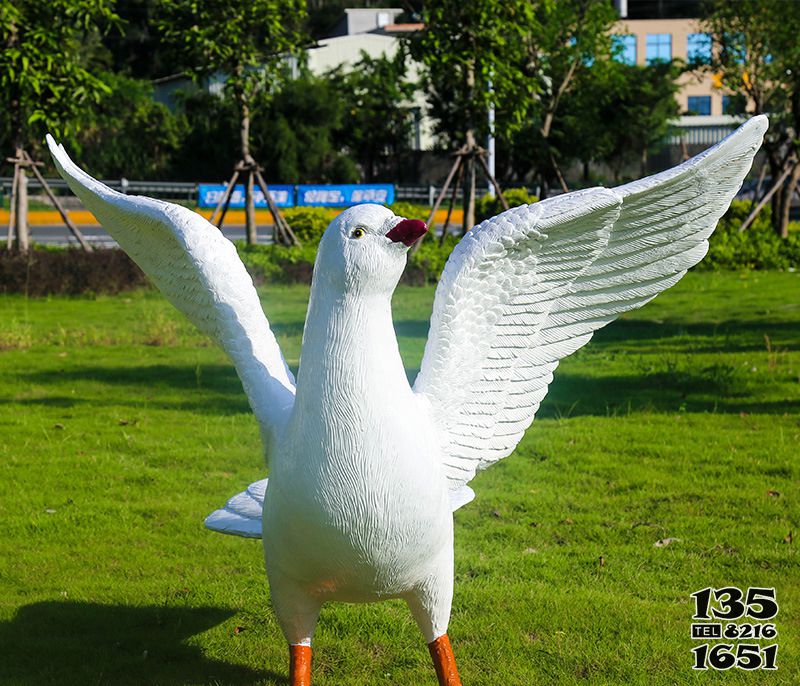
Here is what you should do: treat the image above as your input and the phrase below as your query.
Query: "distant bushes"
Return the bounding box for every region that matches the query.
[0,247,146,296]
[476,188,538,222]
[2,199,798,296]
[702,201,800,270]
[237,203,460,286]
[238,197,799,284]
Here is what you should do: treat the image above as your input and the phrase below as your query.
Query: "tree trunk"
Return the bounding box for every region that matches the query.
[15,151,29,252]
[462,62,477,235]
[775,162,800,238]
[462,133,477,234]
[239,98,257,245]
[548,150,569,194]
[245,171,257,244]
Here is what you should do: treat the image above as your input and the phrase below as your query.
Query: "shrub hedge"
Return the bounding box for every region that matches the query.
[0,247,147,296]
[702,201,800,270]
[1,199,797,296]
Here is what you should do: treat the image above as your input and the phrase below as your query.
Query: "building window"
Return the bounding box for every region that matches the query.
[687,33,712,64]
[646,33,672,64]
[687,95,712,116]
[613,34,637,65]
[722,94,745,115]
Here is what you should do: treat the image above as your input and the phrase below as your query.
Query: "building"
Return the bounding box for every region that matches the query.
[306,7,434,152]
[612,0,742,147]
[325,7,404,37]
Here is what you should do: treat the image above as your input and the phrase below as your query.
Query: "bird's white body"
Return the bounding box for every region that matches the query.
[264,267,454,641]
[47,116,767,678]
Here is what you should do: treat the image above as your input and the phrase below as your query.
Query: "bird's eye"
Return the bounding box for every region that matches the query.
[351,227,366,239]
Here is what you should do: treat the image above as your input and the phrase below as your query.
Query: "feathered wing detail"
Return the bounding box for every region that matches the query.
[47,136,296,449]
[204,480,476,539]
[205,478,268,538]
[415,116,767,489]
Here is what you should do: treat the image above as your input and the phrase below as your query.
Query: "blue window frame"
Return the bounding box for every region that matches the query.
[612,34,637,65]
[687,33,712,64]
[687,95,712,116]
[646,33,672,64]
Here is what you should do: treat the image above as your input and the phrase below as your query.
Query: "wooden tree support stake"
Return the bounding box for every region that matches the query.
[213,160,298,247]
[6,163,19,250]
[413,143,507,253]
[425,147,467,228]
[748,162,769,215]
[739,164,794,233]
[22,151,92,252]
[476,152,509,211]
[255,169,300,247]
[440,156,465,246]
[210,170,239,226]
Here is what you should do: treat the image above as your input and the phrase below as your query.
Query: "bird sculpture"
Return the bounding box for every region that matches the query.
[48,115,766,686]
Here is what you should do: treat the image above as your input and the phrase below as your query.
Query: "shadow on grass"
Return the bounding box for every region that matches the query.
[393,319,431,339]
[538,369,799,418]
[0,601,282,685]
[272,318,431,340]
[15,360,796,418]
[18,364,251,415]
[589,318,800,352]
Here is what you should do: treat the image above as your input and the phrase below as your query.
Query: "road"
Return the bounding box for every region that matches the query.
[29,224,277,247]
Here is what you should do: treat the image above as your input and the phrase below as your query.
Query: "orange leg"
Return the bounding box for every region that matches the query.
[289,644,312,686]
[428,634,462,686]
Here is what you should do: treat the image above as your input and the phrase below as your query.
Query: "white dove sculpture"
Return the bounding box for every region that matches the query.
[47,115,765,686]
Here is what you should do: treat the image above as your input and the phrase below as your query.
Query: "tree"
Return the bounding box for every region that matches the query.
[559,60,681,184]
[704,0,800,238]
[69,72,184,180]
[253,74,358,183]
[508,0,618,196]
[158,0,306,244]
[410,0,525,230]
[101,0,171,80]
[0,0,118,250]
[334,49,416,182]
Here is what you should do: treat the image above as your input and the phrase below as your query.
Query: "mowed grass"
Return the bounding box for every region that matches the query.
[0,270,798,685]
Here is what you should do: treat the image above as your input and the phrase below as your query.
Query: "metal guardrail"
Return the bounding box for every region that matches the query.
[0,177,492,206]
[0,177,200,203]
[0,175,762,209]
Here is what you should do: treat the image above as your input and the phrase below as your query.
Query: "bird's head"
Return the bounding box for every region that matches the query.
[314,204,428,296]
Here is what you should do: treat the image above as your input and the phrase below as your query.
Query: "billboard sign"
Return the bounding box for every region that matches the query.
[197,184,294,209]
[296,184,394,207]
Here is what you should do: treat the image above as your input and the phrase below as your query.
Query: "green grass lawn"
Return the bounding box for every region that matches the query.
[0,270,798,685]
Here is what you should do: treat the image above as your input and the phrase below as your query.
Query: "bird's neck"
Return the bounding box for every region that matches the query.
[294,284,410,411]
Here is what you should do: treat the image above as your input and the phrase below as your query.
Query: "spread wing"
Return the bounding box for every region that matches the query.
[48,135,296,452]
[414,115,767,489]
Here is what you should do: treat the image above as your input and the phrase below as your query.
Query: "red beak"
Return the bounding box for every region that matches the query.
[386,219,428,246]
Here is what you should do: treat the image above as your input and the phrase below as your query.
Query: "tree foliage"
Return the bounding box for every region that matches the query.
[101,0,170,79]
[413,0,619,195]
[410,0,526,148]
[559,60,681,183]
[508,0,618,194]
[253,74,358,183]
[69,72,183,179]
[0,0,119,149]
[704,0,800,237]
[157,0,306,126]
[333,49,417,181]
